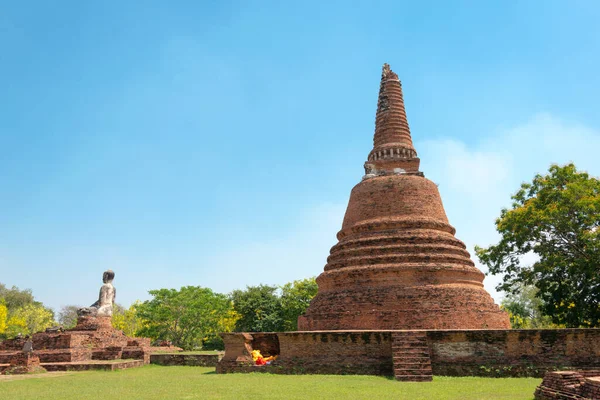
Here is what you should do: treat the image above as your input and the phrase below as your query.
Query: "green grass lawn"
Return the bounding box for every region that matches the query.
[1,365,540,400]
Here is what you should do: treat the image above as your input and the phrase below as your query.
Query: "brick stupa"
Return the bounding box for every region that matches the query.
[298,64,510,330]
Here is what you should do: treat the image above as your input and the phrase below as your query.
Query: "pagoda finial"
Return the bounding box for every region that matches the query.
[373,63,413,150]
[364,64,421,177]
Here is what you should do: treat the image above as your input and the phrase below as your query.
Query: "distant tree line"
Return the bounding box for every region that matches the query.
[0,277,318,351]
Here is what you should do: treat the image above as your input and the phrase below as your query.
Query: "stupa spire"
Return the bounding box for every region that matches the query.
[364,64,421,178]
[373,63,415,151]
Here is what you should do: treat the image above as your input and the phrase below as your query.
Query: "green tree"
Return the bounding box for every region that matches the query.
[500,284,558,329]
[476,163,600,328]
[136,286,233,350]
[280,277,318,331]
[0,284,36,312]
[57,305,80,329]
[231,285,284,332]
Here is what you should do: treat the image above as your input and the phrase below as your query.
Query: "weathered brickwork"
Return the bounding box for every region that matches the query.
[535,371,600,399]
[217,329,600,378]
[428,329,600,377]
[0,316,151,368]
[1,352,46,375]
[298,64,509,331]
[150,353,221,367]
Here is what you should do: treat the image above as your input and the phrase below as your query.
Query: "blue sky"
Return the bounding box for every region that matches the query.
[1,1,600,312]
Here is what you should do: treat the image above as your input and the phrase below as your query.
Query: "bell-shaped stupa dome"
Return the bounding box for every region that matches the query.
[298,64,510,330]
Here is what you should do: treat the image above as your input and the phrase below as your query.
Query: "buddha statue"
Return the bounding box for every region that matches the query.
[77,270,116,317]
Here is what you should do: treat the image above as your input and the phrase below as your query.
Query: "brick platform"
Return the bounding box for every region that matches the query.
[0,316,151,371]
[217,329,600,378]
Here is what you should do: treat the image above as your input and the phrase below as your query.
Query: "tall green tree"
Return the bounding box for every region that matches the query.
[136,286,233,350]
[476,163,600,328]
[230,285,284,332]
[280,277,318,331]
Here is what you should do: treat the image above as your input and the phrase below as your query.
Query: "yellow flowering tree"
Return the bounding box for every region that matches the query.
[112,301,146,337]
[0,302,8,335]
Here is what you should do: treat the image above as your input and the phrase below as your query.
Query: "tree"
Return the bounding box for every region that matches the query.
[57,305,80,329]
[0,301,7,335]
[500,284,558,329]
[230,285,284,332]
[16,303,56,334]
[136,286,234,350]
[0,283,56,338]
[280,277,318,331]
[112,302,145,337]
[476,163,600,328]
[0,284,35,311]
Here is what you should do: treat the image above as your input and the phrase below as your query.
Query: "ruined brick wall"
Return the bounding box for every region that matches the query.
[275,332,393,375]
[218,331,393,375]
[428,329,600,377]
[218,329,600,377]
[150,353,221,367]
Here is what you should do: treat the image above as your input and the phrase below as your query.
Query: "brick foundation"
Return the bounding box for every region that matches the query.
[150,353,221,367]
[218,329,600,379]
[0,317,151,369]
[2,352,46,375]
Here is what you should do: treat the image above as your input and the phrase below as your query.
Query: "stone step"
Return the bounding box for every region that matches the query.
[395,368,432,374]
[392,331,433,383]
[392,341,428,345]
[392,344,429,350]
[394,360,431,365]
[392,353,430,361]
[394,366,432,372]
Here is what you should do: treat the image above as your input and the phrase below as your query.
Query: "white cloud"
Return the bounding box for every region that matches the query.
[420,113,600,302]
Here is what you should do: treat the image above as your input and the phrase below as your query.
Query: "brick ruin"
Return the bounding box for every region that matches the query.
[297,63,510,331]
[535,370,600,400]
[217,329,600,380]
[0,315,151,373]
